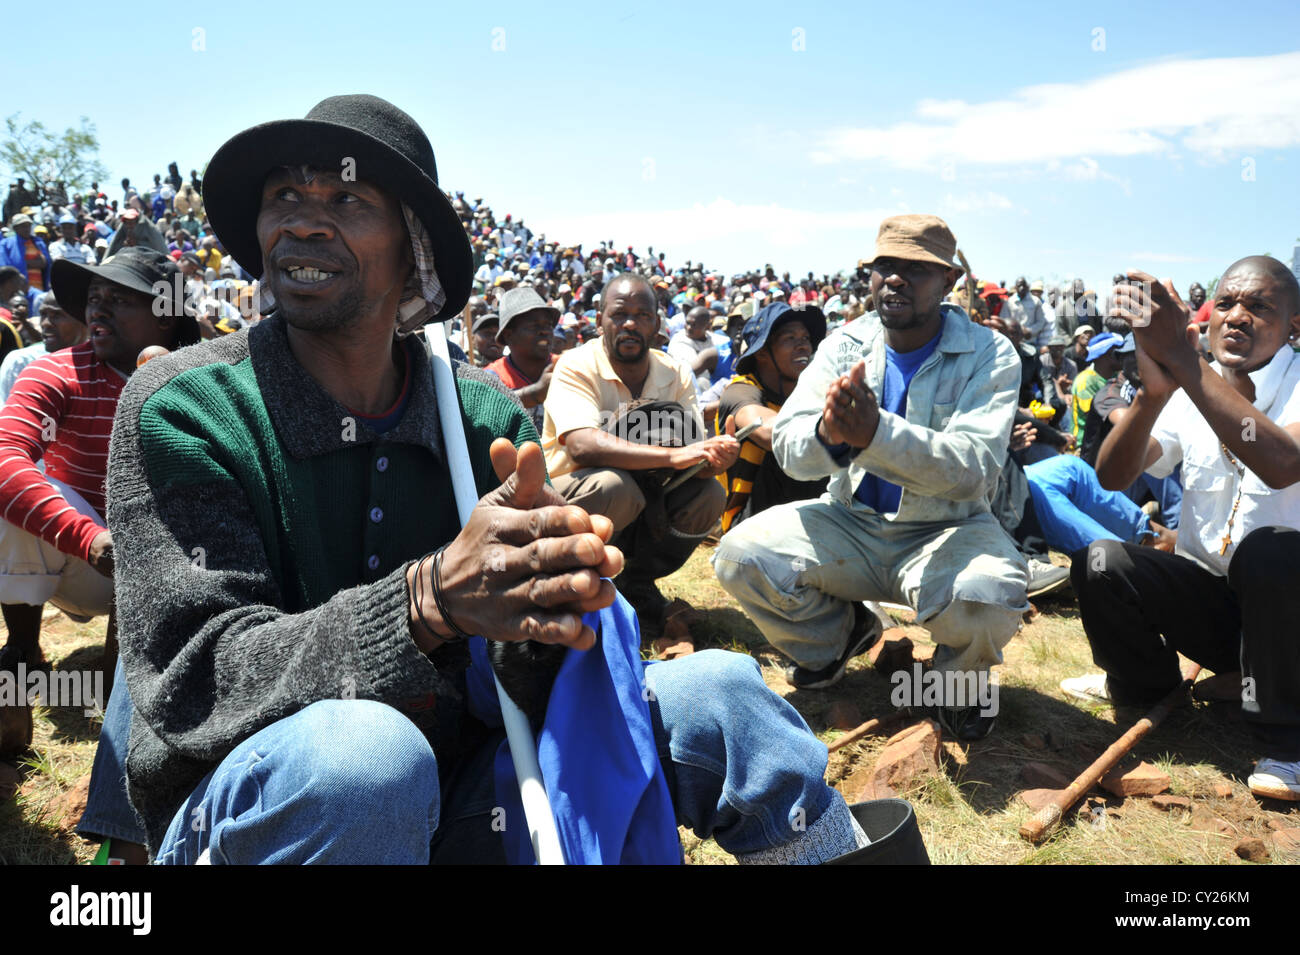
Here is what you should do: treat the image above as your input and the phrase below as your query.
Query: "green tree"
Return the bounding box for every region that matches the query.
[1,113,108,202]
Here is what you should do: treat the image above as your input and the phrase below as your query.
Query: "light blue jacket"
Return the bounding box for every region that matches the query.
[772,304,1020,523]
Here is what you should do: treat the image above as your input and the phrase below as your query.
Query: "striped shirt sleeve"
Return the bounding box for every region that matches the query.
[0,349,113,561]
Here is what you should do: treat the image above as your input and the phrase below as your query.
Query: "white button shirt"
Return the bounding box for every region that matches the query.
[1147,346,1300,576]
[1004,292,1049,348]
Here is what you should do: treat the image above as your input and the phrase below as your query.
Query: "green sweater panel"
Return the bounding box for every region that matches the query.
[137,358,538,613]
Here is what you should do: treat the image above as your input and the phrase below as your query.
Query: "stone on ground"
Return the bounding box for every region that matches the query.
[825,701,863,731]
[841,719,942,801]
[1020,761,1071,790]
[1100,760,1171,798]
[1233,837,1269,862]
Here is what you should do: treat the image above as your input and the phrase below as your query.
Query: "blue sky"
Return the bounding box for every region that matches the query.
[8,0,1300,293]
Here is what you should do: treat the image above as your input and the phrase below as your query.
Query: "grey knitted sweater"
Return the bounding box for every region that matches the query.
[106,315,536,852]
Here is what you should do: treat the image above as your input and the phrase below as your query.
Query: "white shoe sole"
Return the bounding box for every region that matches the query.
[1248,773,1300,801]
[1027,574,1070,599]
[1060,674,1111,704]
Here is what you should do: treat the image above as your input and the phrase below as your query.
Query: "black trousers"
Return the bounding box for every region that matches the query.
[1070,525,1300,760]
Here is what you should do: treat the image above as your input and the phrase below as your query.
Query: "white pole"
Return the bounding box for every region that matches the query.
[424,323,566,866]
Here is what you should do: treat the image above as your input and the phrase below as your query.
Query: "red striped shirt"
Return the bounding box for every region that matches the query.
[0,343,125,561]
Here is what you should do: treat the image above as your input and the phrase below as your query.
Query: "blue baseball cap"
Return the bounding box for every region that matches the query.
[734,303,826,375]
[1086,331,1123,362]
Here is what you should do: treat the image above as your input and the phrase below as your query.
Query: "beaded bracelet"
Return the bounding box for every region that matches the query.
[429,546,474,643]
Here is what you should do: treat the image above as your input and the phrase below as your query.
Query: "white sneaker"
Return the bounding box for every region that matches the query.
[1060,673,1111,704]
[1248,758,1300,802]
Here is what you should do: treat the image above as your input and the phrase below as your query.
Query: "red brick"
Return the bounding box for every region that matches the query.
[1100,761,1170,798]
[844,720,942,801]
[1020,761,1071,790]
[54,774,91,831]
[1018,788,1061,812]
[1269,828,1300,854]
[825,701,863,731]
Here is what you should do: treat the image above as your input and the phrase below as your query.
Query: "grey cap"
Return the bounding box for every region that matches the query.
[496,286,560,341]
[1047,333,1071,347]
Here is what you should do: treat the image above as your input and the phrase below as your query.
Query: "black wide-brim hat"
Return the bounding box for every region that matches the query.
[51,247,200,346]
[201,94,472,320]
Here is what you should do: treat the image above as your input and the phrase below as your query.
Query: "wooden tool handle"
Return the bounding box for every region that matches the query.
[1019,665,1202,844]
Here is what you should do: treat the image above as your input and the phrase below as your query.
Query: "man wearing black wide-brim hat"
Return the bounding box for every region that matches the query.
[0,247,198,771]
[97,95,872,864]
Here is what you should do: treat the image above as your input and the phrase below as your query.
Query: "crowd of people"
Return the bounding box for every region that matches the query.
[0,92,1297,866]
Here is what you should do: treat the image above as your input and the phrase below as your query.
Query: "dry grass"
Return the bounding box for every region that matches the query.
[4,546,1297,865]
[663,544,1300,865]
[1,609,106,865]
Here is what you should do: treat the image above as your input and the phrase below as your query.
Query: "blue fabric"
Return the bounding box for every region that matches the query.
[1025,454,1151,553]
[1125,463,1183,530]
[146,642,844,864]
[854,330,943,514]
[0,234,50,290]
[77,656,149,846]
[465,595,680,865]
[712,337,735,383]
[154,700,442,864]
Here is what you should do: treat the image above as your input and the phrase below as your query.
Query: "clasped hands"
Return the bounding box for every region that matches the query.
[1110,270,1202,402]
[408,439,622,653]
[818,360,880,450]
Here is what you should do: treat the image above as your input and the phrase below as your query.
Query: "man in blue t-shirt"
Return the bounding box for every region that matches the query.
[715,215,1028,741]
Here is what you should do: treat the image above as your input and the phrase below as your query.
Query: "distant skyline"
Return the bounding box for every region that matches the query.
[7,0,1299,292]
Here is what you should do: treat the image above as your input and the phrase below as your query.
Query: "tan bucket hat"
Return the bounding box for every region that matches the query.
[867,214,962,274]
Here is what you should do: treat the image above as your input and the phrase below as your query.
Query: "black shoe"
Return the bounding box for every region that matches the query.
[1025,558,1070,599]
[930,704,997,742]
[784,604,882,690]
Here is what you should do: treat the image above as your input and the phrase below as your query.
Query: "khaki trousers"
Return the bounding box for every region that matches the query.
[552,467,724,584]
[713,497,1027,674]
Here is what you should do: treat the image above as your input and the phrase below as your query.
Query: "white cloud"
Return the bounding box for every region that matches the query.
[812,52,1300,169]
[1053,157,1132,194]
[940,191,1015,214]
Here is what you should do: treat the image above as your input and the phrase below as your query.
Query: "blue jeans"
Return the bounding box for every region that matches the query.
[1025,455,1150,554]
[77,656,148,845]
[150,649,840,864]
